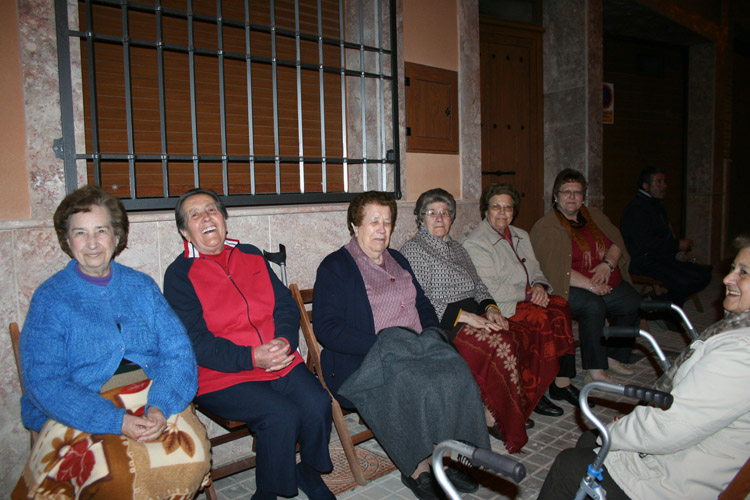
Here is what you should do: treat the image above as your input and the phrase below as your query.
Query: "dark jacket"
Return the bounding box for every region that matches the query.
[621,190,679,264]
[164,239,302,396]
[312,246,439,405]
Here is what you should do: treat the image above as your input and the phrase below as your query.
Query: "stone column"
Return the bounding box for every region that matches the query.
[685,43,716,264]
[542,0,604,210]
[458,0,482,201]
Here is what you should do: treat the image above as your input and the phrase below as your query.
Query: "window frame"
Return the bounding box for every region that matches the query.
[55,0,401,210]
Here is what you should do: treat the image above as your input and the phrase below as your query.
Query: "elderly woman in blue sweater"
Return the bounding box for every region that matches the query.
[13,185,209,500]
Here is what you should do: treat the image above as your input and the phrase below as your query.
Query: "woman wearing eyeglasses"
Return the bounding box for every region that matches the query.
[530,169,640,384]
[400,187,575,453]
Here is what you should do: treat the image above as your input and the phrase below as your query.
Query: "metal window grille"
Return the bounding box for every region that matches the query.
[55,0,400,210]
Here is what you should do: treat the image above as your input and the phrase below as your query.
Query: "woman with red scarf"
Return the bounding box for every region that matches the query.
[531,169,641,383]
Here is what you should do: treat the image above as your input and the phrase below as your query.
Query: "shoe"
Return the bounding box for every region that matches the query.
[487,422,504,440]
[607,358,635,376]
[295,463,336,500]
[525,418,535,429]
[445,462,479,493]
[533,395,563,416]
[401,472,441,500]
[549,382,594,408]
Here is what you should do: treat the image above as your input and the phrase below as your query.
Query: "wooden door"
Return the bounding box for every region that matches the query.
[480,21,543,231]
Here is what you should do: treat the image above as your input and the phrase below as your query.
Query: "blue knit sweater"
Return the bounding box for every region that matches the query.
[20,260,198,434]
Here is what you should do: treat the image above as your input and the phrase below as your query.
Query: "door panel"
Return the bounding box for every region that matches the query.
[480,22,543,231]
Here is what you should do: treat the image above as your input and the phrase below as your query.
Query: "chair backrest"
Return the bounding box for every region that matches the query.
[289,284,327,388]
[10,322,39,444]
[9,323,23,386]
[719,455,750,499]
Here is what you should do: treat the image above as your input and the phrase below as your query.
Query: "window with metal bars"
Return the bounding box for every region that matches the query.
[55,0,400,210]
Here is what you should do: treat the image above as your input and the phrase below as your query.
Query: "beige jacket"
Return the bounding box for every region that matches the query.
[463,219,549,317]
[529,207,631,300]
[605,328,750,499]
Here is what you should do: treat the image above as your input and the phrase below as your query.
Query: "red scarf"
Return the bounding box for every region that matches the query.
[554,205,607,270]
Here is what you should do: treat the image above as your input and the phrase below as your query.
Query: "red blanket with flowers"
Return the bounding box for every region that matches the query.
[453,295,575,453]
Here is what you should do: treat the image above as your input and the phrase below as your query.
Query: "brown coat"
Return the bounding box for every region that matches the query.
[529,207,631,300]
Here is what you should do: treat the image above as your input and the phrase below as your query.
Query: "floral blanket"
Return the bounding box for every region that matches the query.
[13,379,210,499]
[453,296,574,452]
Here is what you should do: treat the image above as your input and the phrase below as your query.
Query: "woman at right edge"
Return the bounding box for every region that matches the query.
[538,235,750,499]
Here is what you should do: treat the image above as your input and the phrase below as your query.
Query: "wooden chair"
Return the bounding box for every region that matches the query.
[9,322,39,444]
[630,274,704,313]
[290,283,375,486]
[720,455,750,499]
[197,405,256,500]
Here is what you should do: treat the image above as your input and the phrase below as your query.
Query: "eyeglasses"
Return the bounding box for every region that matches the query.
[489,204,514,213]
[558,189,584,198]
[423,209,452,219]
[368,215,392,225]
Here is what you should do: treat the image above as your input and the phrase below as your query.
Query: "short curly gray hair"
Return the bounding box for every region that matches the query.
[414,188,456,227]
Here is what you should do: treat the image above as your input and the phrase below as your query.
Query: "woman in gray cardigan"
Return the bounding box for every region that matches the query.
[462,184,579,418]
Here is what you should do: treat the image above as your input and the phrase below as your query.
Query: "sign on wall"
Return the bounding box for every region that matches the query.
[603,82,614,124]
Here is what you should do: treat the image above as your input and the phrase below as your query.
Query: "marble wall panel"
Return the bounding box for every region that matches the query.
[0,229,27,491]
[225,213,270,252]
[116,221,161,280]
[14,227,69,322]
[451,202,482,243]
[269,210,349,289]
[157,220,187,288]
[18,0,66,220]
[0,231,20,327]
[1,386,26,494]
[389,201,417,251]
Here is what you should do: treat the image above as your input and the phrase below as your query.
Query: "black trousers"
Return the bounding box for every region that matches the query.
[538,430,630,500]
[568,281,640,370]
[630,258,712,307]
[196,364,333,496]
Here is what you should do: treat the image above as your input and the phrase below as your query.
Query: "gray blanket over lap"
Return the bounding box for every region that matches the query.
[339,326,490,474]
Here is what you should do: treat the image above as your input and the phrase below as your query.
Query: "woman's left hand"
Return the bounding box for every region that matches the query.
[486,308,509,330]
[590,262,611,286]
[138,407,168,443]
[529,284,550,307]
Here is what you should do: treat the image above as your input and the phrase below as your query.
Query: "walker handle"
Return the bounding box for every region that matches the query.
[471,448,527,483]
[639,300,673,313]
[623,384,673,408]
[603,326,640,338]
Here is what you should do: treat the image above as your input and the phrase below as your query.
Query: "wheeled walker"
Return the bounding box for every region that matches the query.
[573,381,673,499]
[432,440,526,500]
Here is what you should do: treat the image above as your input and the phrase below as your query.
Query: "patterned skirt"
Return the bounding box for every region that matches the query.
[453,295,575,453]
[12,377,211,500]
